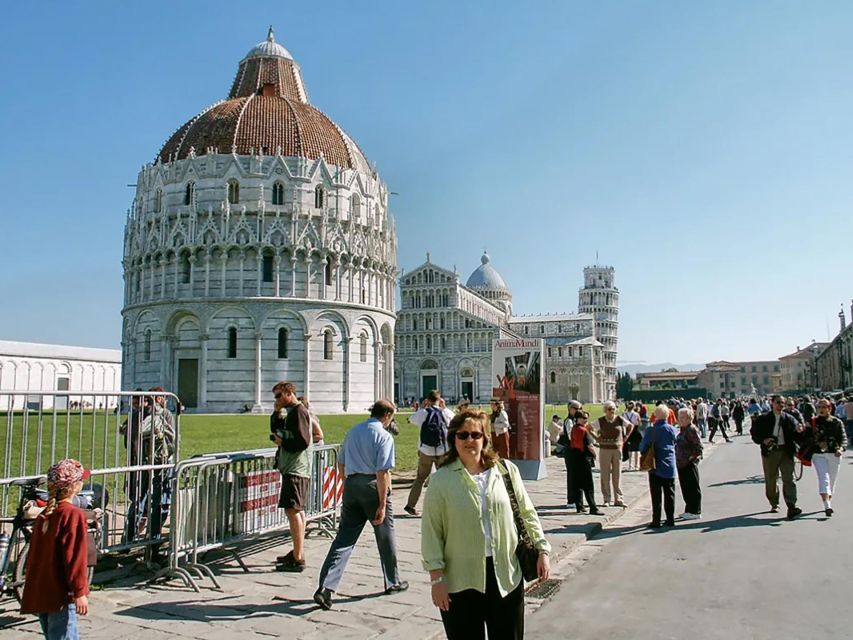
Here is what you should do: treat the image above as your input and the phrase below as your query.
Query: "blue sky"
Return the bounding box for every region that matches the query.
[1,1,852,364]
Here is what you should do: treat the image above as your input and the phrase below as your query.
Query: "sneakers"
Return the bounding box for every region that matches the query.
[825,507,834,517]
[769,505,780,513]
[648,522,663,529]
[566,503,576,510]
[403,505,418,517]
[613,501,627,508]
[680,512,701,520]
[276,551,306,572]
[576,506,587,514]
[313,588,333,610]
[384,581,409,595]
[786,506,803,521]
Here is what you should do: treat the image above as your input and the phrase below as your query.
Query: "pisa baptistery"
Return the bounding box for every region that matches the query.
[121,29,397,413]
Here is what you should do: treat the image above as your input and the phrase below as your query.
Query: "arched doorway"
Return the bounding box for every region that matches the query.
[420,359,439,400]
[459,367,474,403]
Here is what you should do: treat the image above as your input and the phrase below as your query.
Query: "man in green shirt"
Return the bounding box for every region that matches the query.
[270,381,312,572]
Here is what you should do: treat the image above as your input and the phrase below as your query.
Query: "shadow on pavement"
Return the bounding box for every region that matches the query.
[114,589,387,622]
[706,475,764,487]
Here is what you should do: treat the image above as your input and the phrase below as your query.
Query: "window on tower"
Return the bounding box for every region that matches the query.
[184,182,195,206]
[153,188,162,213]
[315,185,325,208]
[227,327,237,358]
[323,330,333,360]
[227,179,240,204]
[272,181,285,205]
[262,253,274,283]
[180,253,191,284]
[277,328,288,359]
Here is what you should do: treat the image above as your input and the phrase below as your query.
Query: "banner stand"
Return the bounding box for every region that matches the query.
[491,338,546,481]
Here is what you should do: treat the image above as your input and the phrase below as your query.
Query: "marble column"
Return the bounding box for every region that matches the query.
[199,333,209,411]
[303,333,312,398]
[252,330,264,412]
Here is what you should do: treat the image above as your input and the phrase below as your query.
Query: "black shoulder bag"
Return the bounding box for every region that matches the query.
[499,461,540,582]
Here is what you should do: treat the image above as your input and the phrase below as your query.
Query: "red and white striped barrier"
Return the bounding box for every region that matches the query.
[322,466,343,510]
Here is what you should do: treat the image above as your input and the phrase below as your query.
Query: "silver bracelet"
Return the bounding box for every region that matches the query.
[430,576,444,586]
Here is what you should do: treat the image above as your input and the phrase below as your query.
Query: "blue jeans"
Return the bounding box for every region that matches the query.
[38,603,78,640]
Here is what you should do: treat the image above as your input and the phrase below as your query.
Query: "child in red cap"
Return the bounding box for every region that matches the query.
[20,458,91,639]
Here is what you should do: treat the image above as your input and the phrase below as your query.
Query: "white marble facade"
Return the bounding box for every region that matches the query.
[394,256,616,405]
[0,341,121,410]
[121,32,396,413]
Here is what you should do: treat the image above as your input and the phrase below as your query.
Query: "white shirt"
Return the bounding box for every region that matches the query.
[493,410,510,436]
[696,402,707,419]
[773,412,785,446]
[471,469,493,557]
[409,406,455,456]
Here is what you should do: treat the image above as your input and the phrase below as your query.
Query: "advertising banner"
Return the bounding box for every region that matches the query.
[491,338,546,480]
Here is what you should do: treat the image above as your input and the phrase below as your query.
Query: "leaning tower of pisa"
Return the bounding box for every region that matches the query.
[577,265,619,399]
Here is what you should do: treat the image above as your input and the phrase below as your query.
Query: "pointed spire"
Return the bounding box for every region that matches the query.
[267,25,275,43]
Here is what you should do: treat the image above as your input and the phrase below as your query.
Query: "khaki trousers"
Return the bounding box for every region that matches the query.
[761,449,797,508]
[599,447,623,504]
[406,451,443,510]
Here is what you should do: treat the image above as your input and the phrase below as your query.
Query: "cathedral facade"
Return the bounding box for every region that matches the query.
[121,30,396,413]
[394,255,618,405]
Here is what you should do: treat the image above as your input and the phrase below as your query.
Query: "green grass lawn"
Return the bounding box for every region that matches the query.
[0,402,628,483]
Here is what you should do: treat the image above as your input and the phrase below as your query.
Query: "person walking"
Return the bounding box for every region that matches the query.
[405,390,454,516]
[560,401,582,509]
[675,407,703,519]
[270,381,313,572]
[622,402,642,471]
[569,411,602,515]
[708,399,732,443]
[314,400,407,610]
[695,398,708,439]
[20,459,91,639]
[596,401,629,507]
[750,395,804,519]
[732,400,746,436]
[640,405,679,528]
[422,409,551,639]
[491,399,511,459]
[810,399,847,516]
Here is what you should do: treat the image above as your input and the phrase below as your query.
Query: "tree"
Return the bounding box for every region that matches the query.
[616,371,634,399]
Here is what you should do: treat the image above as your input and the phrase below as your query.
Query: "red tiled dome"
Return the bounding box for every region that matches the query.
[157,29,370,173]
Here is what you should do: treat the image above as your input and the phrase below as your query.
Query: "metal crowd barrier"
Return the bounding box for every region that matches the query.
[154,444,341,592]
[0,390,182,560]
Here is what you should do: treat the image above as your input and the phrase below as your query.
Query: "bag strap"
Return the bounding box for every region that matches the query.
[498,461,532,546]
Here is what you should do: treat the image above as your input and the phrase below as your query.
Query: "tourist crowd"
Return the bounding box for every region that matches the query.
[17,383,851,640]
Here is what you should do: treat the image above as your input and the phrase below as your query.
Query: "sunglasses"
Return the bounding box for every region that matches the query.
[455,431,484,441]
[274,393,283,400]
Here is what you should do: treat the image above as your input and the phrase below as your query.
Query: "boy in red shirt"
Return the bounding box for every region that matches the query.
[20,458,91,639]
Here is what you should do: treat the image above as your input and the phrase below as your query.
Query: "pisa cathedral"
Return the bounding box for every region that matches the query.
[121,30,396,413]
[394,255,619,405]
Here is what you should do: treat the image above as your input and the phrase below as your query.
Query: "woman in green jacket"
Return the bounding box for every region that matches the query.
[421,410,551,639]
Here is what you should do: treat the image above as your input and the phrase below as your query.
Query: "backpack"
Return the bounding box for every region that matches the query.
[420,406,448,448]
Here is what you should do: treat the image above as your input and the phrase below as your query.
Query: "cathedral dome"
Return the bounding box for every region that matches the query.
[156,27,371,174]
[466,252,510,293]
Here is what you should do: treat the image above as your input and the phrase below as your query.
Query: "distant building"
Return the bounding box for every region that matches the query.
[815,306,853,392]
[635,370,701,391]
[697,360,782,398]
[0,341,121,410]
[779,343,826,392]
[394,254,616,404]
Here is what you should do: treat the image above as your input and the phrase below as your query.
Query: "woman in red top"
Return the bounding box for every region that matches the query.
[20,458,91,639]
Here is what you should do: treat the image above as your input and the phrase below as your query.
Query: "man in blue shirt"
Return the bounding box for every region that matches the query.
[314,400,408,610]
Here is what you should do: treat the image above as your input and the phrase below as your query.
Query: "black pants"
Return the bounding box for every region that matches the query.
[562,453,575,504]
[569,451,596,510]
[734,417,744,435]
[677,461,701,515]
[649,472,675,525]
[440,558,524,640]
[708,419,729,442]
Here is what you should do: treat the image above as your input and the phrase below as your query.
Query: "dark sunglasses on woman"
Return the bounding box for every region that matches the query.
[455,431,484,441]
